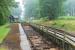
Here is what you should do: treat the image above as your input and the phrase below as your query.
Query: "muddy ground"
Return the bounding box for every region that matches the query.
[0,23,21,50]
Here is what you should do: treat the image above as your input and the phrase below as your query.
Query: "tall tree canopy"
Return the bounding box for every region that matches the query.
[25,0,66,20]
[64,0,75,16]
[25,0,39,18]
[0,0,15,25]
[39,0,65,19]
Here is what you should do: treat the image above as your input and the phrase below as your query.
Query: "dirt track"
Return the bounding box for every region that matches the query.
[0,23,21,50]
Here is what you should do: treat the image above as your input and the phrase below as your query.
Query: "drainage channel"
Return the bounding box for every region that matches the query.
[19,23,31,50]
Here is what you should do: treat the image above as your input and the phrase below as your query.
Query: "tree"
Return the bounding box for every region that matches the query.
[25,0,65,20]
[64,0,75,16]
[25,0,39,19]
[0,0,15,25]
[39,0,65,20]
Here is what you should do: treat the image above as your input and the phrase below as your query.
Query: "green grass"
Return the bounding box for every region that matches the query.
[32,16,75,33]
[0,48,8,50]
[0,24,10,43]
[45,20,75,32]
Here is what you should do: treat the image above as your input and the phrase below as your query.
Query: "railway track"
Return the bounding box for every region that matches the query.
[48,28,75,45]
[42,26,75,46]
[22,24,62,50]
[30,23,75,50]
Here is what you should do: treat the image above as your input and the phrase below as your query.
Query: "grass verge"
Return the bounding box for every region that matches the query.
[32,17,75,33]
[0,24,10,43]
[0,47,8,50]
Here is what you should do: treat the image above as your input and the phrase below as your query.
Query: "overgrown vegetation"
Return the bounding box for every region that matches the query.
[0,0,16,25]
[25,0,75,33]
[32,16,75,33]
[25,0,65,19]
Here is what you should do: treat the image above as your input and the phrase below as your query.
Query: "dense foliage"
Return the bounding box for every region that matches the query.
[0,0,15,25]
[40,0,65,19]
[25,0,65,20]
[64,0,75,16]
[25,0,39,19]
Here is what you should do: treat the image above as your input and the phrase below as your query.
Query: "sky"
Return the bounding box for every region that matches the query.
[15,0,21,2]
[15,0,25,20]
